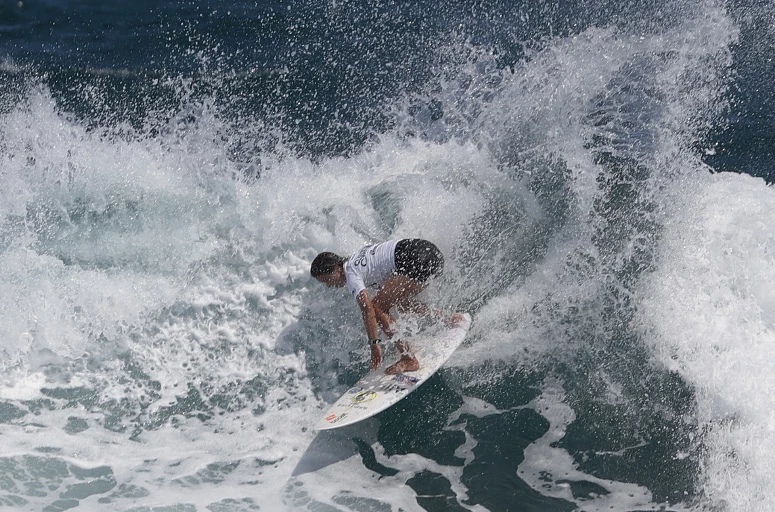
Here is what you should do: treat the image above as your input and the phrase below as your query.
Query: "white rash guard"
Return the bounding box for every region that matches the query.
[344,240,400,299]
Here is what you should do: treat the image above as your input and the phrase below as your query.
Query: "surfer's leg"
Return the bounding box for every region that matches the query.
[396,299,430,315]
[385,339,420,375]
[373,275,426,319]
[373,275,426,373]
[390,238,448,319]
[396,299,464,327]
[372,306,395,338]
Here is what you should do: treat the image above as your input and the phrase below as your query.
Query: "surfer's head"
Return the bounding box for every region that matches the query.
[311,252,346,288]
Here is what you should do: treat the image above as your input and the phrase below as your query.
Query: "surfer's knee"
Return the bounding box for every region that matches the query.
[372,293,393,315]
[369,301,392,323]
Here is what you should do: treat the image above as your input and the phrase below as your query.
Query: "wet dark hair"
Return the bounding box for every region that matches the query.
[310,252,346,277]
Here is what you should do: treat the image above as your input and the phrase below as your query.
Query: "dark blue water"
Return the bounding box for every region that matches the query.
[1,0,773,511]
[5,0,769,170]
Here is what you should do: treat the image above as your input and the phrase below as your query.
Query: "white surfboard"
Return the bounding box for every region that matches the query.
[314,313,472,430]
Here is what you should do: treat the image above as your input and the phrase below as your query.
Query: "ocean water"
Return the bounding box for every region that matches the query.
[1,0,774,511]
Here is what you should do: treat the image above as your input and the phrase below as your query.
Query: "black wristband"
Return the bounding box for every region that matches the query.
[368,338,381,345]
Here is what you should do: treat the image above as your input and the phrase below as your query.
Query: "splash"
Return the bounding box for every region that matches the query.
[0,0,761,509]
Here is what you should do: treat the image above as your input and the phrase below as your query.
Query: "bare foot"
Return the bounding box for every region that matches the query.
[385,355,420,375]
[445,313,465,327]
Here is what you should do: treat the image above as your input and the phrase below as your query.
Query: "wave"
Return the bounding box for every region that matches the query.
[0,0,773,510]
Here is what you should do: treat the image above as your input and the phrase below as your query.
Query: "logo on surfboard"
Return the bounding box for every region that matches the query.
[351,390,377,403]
[392,374,419,386]
[325,412,348,424]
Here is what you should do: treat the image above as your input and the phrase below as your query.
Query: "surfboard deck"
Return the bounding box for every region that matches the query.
[314,313,472,430]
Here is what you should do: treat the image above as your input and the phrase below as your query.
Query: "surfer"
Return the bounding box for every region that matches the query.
[311,239,462,375]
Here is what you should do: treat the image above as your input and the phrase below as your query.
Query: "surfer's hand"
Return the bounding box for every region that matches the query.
[369,343,383,370]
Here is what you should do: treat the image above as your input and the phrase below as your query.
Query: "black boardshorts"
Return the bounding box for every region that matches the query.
[394,239,444,283]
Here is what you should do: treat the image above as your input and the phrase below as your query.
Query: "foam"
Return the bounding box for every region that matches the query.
[0,388,320,511]
[0,76,502,511]
[0,0,746,509]
[519,380,682,511]
[639,172,775,511]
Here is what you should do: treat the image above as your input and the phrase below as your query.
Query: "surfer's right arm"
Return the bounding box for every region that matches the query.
[356,290,390,370]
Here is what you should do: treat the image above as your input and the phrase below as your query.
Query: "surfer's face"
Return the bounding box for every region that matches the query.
[315,267,345,288]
